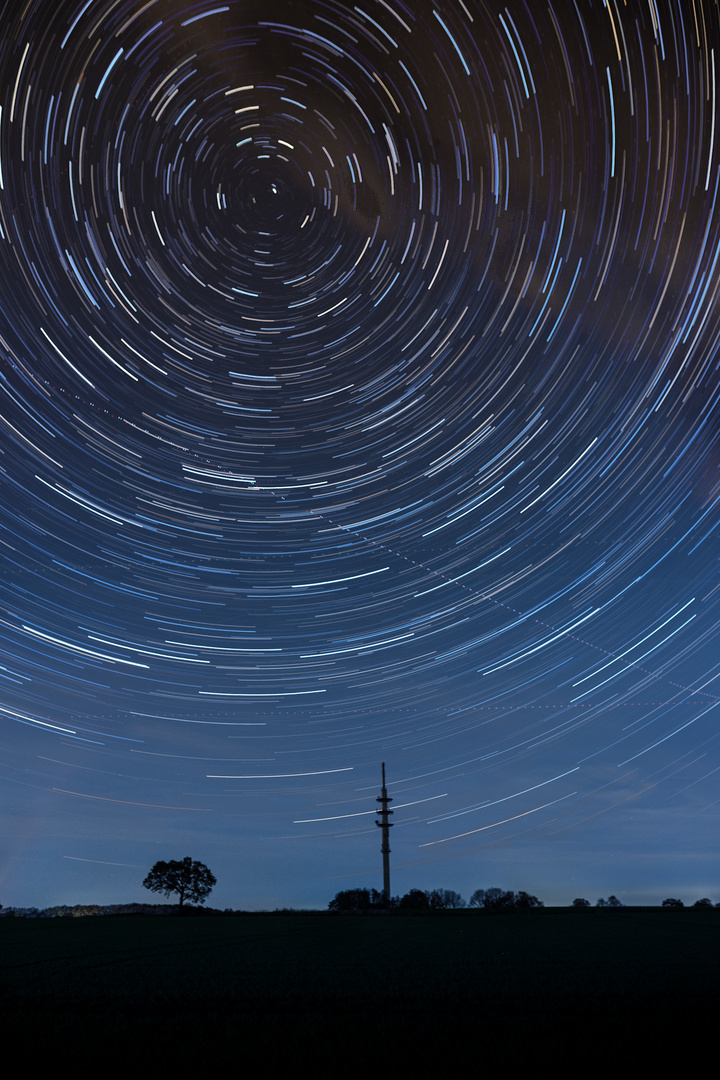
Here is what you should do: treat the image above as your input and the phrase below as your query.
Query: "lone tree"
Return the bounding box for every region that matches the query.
[142,857,216,908]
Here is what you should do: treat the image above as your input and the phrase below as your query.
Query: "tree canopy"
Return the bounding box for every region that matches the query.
[469,888,543,910]
[328,888,385,911]
[397,888,431,910]
[427,888,466,909]
[142,857,216,907]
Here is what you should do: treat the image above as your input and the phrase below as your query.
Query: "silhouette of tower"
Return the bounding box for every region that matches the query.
[375,762,393,904]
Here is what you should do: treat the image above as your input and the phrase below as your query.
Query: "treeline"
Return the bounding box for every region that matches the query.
[0,903,203,919]
[329,889,720,912]
[2,895,717,918]
[0,903,241,919]
[328,887,543,911]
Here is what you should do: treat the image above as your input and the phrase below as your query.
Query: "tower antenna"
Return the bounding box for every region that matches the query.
[375,762,393,905]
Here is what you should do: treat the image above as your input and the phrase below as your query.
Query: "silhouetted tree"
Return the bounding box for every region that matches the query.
[661,897,684,908]
[515,891,544,908]
[471,888,512,909]
[469,888,542,910]
[427,888,466,909]
[693,897,713,908]
[606,895,623,907]
[572,898,591,908]
[328,888,385,911]
[142,857,216,908]
[398,888,431,910]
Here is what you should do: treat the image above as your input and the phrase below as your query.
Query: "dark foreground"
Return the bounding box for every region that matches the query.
[2,908,717,1070]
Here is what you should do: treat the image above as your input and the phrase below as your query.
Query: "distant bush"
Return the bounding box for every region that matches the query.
[692,898,713,908]
[662,898,684,908]
[42,905,100,918]
[572,898,591,908]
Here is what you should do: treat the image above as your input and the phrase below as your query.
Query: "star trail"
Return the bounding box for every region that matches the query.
[1,0,719,910]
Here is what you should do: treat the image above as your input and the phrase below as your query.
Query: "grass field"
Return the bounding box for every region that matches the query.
[2,908,718,1071]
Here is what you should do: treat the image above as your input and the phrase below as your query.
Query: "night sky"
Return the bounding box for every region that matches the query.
[1,0,719,911]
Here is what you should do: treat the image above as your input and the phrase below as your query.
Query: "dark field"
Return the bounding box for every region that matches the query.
[2,909,718,1070]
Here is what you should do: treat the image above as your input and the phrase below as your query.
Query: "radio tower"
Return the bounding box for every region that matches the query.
[375,762,393,905]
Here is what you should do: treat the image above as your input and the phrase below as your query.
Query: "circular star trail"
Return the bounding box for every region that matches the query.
[1,0,719,906]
